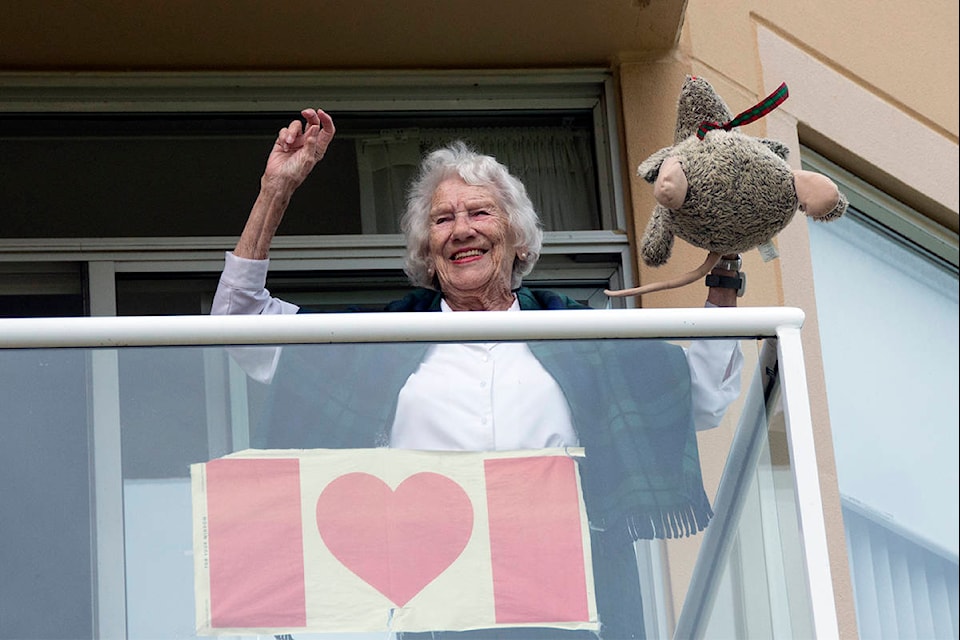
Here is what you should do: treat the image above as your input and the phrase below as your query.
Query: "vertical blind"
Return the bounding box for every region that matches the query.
[843,500,959,639]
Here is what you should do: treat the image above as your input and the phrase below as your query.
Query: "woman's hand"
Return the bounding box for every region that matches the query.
[233,109,336,260]
[262,108,337,192]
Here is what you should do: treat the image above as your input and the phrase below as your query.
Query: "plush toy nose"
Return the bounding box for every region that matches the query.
[653,156,689,209]
[794,170,842,219]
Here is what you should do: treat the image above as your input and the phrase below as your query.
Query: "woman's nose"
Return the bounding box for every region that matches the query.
[450,212,476,238]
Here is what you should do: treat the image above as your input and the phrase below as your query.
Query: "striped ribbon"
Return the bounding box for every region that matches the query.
[696,82,789,139]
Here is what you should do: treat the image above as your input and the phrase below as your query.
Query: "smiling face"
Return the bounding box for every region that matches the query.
[427,177,519,311]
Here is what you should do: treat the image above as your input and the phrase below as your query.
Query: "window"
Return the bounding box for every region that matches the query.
[0,71,634,314]
[804,150,959,638]
[0,262,85,317]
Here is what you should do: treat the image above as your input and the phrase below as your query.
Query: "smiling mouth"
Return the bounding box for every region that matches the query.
[450,249,486,261]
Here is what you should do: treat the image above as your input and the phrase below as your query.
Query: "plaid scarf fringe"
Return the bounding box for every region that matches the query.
[602,497,714,543]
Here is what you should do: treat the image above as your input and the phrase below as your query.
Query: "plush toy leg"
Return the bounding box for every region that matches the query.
[639,205,675,267]
[605,251,723,297]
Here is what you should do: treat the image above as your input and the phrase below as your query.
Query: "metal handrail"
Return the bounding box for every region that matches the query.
[0,306,803,348]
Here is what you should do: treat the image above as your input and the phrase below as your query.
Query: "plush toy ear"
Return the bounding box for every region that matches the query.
[637,146,674,183]
[817,191,850,222]
[759,138,790,161]
[794,170,847,220]
[674,76,733,142]
[817,192,848,222]
[652,156,688,210]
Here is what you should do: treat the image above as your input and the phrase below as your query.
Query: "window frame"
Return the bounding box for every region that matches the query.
[802,149,959,270]
[802,146,959,640]
[0,69,636,310]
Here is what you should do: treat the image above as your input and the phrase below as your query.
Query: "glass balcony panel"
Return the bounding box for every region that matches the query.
[0,311,833,639]
[694,377,815,639]
[0,349,94,640]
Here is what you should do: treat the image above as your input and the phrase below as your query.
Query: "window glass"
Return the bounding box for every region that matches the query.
[1,111,599,239]
[808,201,960,637]
[116,273,220,316]
[0,262,85,317]
[808,206,959,556]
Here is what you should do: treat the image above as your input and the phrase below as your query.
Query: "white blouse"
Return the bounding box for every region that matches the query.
[212,252,744,449]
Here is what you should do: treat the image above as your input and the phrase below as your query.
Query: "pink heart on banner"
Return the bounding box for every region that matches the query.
[315,471,474,607]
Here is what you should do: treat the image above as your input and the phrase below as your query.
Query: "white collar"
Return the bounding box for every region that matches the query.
[439,295,520,312]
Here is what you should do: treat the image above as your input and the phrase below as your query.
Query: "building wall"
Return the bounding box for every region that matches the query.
[614,1,958,636]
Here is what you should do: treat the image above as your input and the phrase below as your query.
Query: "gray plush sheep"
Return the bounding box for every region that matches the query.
[606,76,847,297]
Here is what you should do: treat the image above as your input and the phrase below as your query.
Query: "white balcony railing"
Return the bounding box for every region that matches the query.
[0,307,838,639]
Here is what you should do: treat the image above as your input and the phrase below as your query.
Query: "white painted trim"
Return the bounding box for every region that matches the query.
[757,26,959,214]
[754,443,795,638]
[0,231,628,272]
[87,261,117,316]
[598,76,637,309]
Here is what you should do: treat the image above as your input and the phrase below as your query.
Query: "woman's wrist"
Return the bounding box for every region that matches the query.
[259,173,300,198]
[706,254,743,306]
[234,185,293,260]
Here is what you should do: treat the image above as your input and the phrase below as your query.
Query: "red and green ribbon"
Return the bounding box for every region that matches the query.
[696,82,789,140]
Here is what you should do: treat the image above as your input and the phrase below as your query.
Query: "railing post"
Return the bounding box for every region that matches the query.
[776,327,839,640]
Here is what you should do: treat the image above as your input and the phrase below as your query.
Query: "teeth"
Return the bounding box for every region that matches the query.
[452,249,484,260]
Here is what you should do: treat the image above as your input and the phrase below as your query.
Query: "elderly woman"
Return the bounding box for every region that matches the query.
[213,109,743,639]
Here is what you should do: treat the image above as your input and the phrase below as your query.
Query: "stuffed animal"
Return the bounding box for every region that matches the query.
[605,76,847,297]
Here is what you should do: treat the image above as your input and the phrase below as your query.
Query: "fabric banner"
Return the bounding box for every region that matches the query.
[191,448,598,636]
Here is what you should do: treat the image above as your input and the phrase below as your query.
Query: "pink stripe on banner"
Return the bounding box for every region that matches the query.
[206,458,306,628]
[484,456,589,624]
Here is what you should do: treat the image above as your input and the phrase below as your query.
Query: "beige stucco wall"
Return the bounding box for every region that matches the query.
[614,1,958,637]
[682,0,959,138]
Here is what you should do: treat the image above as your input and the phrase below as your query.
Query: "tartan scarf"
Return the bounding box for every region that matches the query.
[258,287,712,543]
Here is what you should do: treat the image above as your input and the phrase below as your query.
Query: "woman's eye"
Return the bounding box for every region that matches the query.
[434,216,452,225]
[471,209,491,217]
